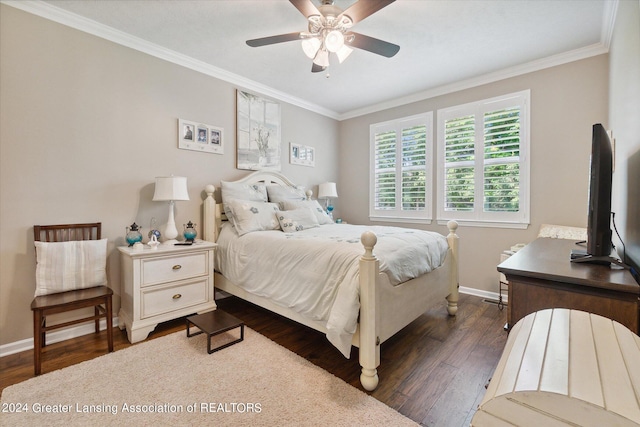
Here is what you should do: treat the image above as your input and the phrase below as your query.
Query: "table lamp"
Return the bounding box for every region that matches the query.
[153,175,190,245]
[318,182,338,219]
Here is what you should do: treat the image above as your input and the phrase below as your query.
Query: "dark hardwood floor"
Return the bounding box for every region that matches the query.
[0,293,508,426]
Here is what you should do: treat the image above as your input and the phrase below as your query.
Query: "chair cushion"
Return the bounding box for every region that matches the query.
[34,239,108,297]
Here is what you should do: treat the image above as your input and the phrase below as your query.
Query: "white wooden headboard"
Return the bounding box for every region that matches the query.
[202,170,311,242]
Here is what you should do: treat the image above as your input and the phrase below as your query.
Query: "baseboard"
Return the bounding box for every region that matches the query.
[459,286,506,304]
[0,317,118,358]
[1,288,500,358]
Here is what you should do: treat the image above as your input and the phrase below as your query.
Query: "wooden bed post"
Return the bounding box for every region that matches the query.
[203,185,219,242]
[446,220,459,315]
[359,231,380,391]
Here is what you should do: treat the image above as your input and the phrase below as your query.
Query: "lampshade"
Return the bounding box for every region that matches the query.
[335,44,353,63]
[152,176,189,201]
[325,30,344,53]
[318,182,338,199]
[302,37,321,59]
[313,48,330,68]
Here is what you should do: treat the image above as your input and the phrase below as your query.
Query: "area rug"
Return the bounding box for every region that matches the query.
[0,327,417,426]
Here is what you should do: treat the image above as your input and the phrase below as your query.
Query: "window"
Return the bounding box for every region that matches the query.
[370,113,433,222]
[437,90,530,227]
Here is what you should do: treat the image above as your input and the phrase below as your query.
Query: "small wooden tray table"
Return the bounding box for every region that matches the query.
[186,310,244,354]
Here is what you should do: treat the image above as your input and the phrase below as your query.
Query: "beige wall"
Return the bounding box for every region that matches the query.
[1,2,632,349]
[0,6,339,346]
[609,0,640,272]
[338,55,610,295]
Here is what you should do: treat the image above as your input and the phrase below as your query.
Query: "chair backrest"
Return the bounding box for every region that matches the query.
[34,223,101,243]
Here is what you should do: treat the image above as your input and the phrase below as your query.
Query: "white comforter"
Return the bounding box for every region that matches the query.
[215,223,449,357]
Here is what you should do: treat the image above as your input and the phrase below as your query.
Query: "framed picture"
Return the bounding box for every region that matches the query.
[236,90,281,171]
[290,143,315,167]
[178,119,224,154]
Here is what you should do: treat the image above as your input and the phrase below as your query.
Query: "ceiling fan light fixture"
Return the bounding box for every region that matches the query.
[313,48,330,67]
[301,37,321,59]
[324,30,344,53]
[335,44,353,63]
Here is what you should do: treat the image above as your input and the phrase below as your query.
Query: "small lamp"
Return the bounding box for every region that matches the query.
[318,182,338,219]
[153,175,189,245]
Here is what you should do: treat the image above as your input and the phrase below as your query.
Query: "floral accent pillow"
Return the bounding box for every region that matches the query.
[277,208,320,233]
[221,181,268,225]
[226,199,281,236]
[266,185,307,206]
[282,200,333,225]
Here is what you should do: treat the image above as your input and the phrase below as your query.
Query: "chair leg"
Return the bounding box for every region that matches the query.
[41,316,46,348]
[106,296,113,352]
[94,306,100,333]
[33,309,42,376]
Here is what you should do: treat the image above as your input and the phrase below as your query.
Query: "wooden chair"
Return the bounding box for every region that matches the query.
[31,223,113,375]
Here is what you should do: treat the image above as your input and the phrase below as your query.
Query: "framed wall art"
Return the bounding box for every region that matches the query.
[236,90,281,171]
[178,118,224,155]
[290,143,315,167]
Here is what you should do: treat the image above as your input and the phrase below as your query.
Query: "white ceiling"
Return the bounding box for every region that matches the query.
[12,0,615,119]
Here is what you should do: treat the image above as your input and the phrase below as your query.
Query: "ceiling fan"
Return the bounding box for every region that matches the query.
[246,0,400,73]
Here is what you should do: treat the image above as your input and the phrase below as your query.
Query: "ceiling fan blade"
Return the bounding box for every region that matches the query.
[340,0,396,25]
[311,63,326,73]
[246,32,302,47]
[347,32,400,58]
[289,0,321,18]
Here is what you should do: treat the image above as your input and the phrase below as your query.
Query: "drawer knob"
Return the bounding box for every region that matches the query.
[172,265,182,270]
[172,294,182,300]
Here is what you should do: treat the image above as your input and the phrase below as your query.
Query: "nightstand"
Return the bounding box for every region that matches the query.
[118,241,217,343]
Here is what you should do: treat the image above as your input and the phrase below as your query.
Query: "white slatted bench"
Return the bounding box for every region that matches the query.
[472,308,640,426]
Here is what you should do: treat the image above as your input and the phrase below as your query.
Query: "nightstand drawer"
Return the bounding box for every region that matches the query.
[141,279,208,319]
[141,252,208,287]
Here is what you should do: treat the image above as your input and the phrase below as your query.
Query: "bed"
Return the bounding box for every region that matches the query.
[202,171,460,391]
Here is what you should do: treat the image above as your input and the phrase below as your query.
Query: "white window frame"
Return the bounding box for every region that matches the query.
[436,90,530,228]
[369,112,434,223]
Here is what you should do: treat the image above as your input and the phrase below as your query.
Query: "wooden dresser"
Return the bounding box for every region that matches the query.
[498,237,639,333]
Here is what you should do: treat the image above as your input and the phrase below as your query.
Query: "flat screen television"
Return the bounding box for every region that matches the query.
[586,123,613,258]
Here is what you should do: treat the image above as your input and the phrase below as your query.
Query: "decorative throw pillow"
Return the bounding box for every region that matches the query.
[221,181,268,224]
[277,208,320,233]
[266,185,307,206]
[282,199,333,225]
[34,239,108,297]
[227,199,281,236]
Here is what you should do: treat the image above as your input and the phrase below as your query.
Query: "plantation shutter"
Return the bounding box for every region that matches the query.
[483,107,521,213]
[443,114,475,212]
[438,90,529,227]
[370,113,433,221]
[374,130,396,210]
[401,125,427,210]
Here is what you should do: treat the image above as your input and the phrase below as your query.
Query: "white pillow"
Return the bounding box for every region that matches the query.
[282,199,333,225]
[221,181,268,224]
[266,185,307,205]
[227,199,281,236]
[277,208,320,233]
[34,239,108,297]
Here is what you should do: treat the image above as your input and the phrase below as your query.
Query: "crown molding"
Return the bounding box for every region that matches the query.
[1,0,340,120]
[338,42,610,120]
[3,0,617,122]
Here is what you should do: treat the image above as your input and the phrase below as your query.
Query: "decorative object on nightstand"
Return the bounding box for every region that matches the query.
[318,182,338,220]
[148,217,161,241]
[125,222,143,247]
[183,221,197,242]
[152,175,190,245]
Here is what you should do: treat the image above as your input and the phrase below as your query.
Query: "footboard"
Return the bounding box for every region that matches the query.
[357,221,460,391]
